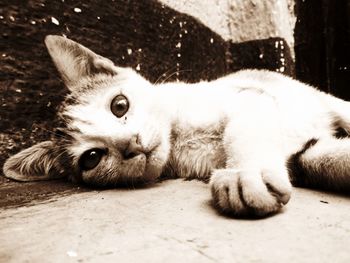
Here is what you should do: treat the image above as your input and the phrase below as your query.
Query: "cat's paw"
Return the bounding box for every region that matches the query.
[210,168,292,217]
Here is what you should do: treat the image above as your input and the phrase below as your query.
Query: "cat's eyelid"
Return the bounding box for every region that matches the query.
[69,138,107,161]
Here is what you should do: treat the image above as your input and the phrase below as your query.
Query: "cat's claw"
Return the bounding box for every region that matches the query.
[210,168,292,217]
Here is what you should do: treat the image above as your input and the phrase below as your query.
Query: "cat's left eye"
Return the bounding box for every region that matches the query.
[111,94,129,118]
[79,148,106,171]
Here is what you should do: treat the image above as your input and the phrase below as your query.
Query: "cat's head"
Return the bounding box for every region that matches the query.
[3,35,171,186]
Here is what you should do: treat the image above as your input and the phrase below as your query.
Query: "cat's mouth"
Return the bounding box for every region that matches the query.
[144,143,160,159]
[114,142,164,184]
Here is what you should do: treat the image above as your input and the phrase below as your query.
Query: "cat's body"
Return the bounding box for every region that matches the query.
[161,71,340,175]
[3,36,350,217]
[151,71,337,179]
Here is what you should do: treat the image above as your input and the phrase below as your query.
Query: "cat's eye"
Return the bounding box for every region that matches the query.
[111,94,129,118]
[79,148,106,171]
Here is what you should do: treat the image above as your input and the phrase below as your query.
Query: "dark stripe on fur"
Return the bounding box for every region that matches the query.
[287,138,318,187]
[329,112,350,138]
[332,122,350,139]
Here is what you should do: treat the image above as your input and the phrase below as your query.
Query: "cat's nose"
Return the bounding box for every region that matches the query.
[123,135,144,159]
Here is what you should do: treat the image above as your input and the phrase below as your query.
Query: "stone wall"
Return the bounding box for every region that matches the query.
[161,0,296,56]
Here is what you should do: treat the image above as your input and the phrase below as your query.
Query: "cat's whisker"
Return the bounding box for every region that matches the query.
[64,94,83,105]
[29,125,71,141]
[154,66,178,85]
[52,148,71,164]
[159,69,193,84]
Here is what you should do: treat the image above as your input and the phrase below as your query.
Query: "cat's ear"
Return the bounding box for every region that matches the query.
[44,35,119,87]
[3,141,67,182]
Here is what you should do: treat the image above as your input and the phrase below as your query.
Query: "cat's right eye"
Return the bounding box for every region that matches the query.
[79,148,106,171]
[111,94,129,118]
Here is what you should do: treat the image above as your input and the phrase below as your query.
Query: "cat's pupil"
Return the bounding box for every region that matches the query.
[111,94,129,118]
[79,148,105,171]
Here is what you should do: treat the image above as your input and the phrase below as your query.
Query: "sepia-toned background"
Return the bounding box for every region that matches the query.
[1,1,350,262]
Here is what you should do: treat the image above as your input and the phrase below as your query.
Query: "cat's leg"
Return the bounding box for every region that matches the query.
[290,137,350,192]
[210,93,292,217]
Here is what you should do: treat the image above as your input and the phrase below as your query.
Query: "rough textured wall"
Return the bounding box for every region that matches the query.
[160,0,296,56]
[0,0,294,178]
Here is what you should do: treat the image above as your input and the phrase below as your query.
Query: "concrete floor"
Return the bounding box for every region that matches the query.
[0,179,349,263]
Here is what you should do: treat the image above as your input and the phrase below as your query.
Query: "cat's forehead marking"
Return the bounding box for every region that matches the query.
[64,98,122,137]
[65,75,119,104]
[61,68,146,107]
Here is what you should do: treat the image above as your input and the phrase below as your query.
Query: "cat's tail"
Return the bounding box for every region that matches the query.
[288,137,350,192]
[287,91,350,192]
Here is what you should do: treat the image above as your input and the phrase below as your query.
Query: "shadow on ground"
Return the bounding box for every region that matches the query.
[0,176,88,209]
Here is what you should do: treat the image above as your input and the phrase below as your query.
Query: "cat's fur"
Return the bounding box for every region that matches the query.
[3,35,350,217]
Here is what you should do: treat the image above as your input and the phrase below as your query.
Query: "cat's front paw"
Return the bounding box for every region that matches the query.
[210,168,292,217]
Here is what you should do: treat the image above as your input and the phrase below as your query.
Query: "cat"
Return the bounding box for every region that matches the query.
[3,35,350,217]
